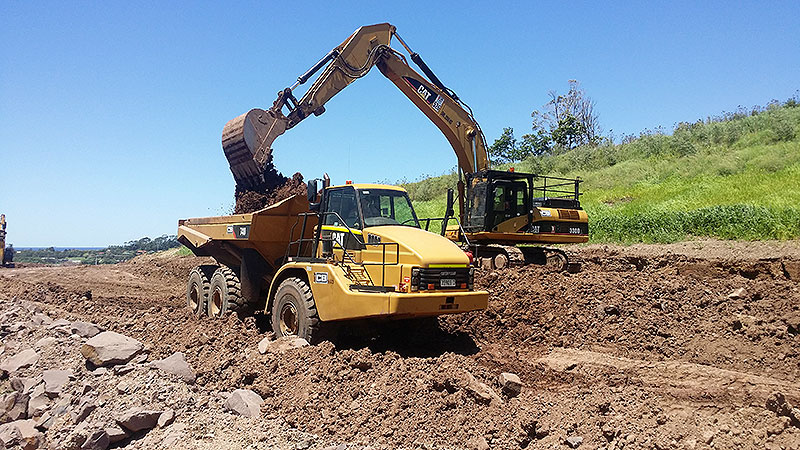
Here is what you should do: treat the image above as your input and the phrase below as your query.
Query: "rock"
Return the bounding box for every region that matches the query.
[728,287,747,299]
[766,391,792,416]
[10,377,39,395]
[150,352,195,383]
[91,367,108,376]
[1,392,29,422]
[158,409,175,427]
[0,393,17,421]
[0,419,42,450]
[604,304,620,315]
[34,411,55,430]
[465,373,502,405]
[224,389,264,418]
[701,429,715,444]
[566,435,583,448]
[71,321,102,338]
[104,424,128,443]
[116,381,130,394]
[0,349,38,374]
[26,384,50,418]
[467,436,490,450]
[33,336,57,350]
[791,407,800,427]
[499,372,523,397]
[0,422,22,447]
[263,336,309,354]
[80,331,143,366]
[72,400,96,424]
[31,314,53,326]
[257,337,271,355]
[81,429,110,450]
[130,353,149,364]
[115,407,162,432]
[43,369,74,397]
[113,364,135,375]
[46,318,71,329]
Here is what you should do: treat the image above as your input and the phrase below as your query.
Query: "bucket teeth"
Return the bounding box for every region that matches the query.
[222,108,288,188]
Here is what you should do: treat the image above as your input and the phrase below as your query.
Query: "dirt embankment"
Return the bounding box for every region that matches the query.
[1,242,799,449]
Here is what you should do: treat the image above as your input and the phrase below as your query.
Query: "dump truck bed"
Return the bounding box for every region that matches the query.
[177,194,316,270]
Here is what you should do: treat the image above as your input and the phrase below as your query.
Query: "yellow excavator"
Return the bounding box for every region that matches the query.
[222,23,588,271]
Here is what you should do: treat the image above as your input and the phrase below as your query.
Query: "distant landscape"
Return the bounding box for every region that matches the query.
[407,97,800,243]
[13,235,182,265]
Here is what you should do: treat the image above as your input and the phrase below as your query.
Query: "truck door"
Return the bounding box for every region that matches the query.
[320,187,365,258]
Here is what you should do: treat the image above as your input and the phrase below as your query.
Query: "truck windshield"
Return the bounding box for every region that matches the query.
[358,189,420,228]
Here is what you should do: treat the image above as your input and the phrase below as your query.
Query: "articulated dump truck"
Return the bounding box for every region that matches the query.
[177,178,489,343]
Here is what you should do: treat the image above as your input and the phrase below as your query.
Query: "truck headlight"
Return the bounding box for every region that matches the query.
[411,267,419,291]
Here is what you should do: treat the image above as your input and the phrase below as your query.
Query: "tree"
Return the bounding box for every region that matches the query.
[489,125,553,164]
[488,127,517,163]
[489,80,601,164]
[533,80,601,149]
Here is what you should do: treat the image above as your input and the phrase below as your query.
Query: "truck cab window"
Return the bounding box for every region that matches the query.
[358,189,420,228]
[324,188,361,229]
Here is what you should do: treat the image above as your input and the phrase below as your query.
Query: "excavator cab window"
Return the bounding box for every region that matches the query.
[488,180,529,230]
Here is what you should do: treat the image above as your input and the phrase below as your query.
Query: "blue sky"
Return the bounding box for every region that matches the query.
[1,1,798,246]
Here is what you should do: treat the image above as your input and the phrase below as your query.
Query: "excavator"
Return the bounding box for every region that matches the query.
[222,23,588,271]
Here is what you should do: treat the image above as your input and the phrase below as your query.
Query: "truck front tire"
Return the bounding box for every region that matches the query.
[208,266,243,318]
[271,277,321,343]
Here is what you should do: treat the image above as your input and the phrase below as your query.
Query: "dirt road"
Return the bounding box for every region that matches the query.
[1,241,799,449]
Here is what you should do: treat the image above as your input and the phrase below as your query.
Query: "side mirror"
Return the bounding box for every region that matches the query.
[307,179,318,203]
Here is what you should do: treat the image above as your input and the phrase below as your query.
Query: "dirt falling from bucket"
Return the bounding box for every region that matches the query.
[233,170,307,214]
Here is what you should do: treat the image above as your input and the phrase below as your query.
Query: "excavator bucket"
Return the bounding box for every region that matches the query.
[222,108,289,188]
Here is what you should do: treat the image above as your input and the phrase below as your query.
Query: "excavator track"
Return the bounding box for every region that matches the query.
[471,244,581,272]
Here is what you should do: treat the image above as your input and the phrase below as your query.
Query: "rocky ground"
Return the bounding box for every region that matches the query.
[0,241,799,449]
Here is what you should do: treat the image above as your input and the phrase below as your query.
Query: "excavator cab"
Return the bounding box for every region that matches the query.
[464,170,587,238]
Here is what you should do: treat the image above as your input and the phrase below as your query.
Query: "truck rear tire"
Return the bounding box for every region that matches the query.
[208,266,243,318]
[187,265,215,316]
[271,277,321,343]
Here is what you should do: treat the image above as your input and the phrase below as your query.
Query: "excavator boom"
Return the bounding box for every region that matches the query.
[222,23,488,189]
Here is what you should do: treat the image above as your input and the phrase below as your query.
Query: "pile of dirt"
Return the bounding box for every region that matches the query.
[1,242,800,449]
[234,172,306,214]
[443,252,800,381]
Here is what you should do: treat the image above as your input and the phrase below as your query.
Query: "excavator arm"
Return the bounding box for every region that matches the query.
[222,23,489,192]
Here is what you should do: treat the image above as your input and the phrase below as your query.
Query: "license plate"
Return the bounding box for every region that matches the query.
[440,279,456,287]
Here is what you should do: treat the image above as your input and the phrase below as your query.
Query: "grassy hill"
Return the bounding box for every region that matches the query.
[403,100,800,243]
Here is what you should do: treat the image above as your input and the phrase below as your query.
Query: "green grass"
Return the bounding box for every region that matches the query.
[403,101,800,243]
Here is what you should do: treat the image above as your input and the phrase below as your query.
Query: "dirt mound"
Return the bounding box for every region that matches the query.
[234,172,306,214]
[443,252,800,381]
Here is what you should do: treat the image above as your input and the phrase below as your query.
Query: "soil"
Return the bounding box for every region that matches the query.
[234,172,307,214]
[1,241,799,449]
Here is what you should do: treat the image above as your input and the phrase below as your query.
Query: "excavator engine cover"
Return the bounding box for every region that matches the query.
[222,108,288,188]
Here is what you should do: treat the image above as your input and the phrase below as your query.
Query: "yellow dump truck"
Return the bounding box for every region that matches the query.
[177,177,489,342]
